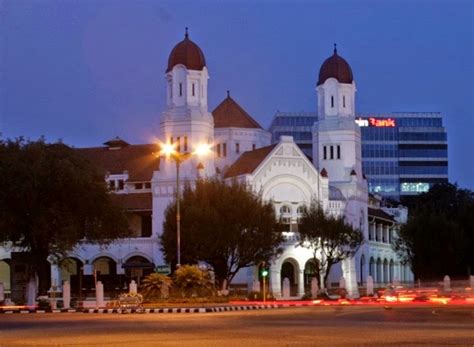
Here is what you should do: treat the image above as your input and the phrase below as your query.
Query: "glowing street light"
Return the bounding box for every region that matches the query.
[158,140,212,268]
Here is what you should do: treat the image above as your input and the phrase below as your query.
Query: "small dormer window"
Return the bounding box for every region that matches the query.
[331,96,334,108]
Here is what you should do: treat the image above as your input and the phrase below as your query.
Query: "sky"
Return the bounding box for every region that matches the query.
[1,0,473,189]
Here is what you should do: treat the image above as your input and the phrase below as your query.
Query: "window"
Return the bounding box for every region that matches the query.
[222,143,227,157]
[323,146,327,160]
[141,216,152,237]
[192,83,195,96]
[144,182,151,189]
[252,144,256,150]
[179,83,183,96]
[337,145,341,159]
[118,180,124,191]
[170,137,173,145]
[236,143,240,154]
[343,95,346,108]
[331,96,334,108]
[184,136,188,152]
[330,146,334,160]
[216,144,221,158]
[280,205,292,225]
[109,180,115,190]
[135,183,143,190]
[176,137,181,152]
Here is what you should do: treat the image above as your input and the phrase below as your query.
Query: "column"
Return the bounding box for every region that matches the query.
[297,270,305,297]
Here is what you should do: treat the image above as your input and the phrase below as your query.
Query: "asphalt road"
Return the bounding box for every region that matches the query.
[0,305,473,346]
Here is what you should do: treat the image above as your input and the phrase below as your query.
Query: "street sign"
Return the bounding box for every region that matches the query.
[155,265,171,275]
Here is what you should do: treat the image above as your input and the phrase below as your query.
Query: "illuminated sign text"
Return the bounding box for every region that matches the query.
[355,117,396,127]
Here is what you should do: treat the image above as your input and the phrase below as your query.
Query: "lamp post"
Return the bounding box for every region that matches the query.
[160,142,211,269]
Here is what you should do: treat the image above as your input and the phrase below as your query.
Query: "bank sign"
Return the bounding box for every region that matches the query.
[355,117,396,127]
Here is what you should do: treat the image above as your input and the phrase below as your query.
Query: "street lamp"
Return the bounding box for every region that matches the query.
[160,142,212,268]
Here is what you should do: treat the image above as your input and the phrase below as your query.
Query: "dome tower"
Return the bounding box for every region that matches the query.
[159,28,215,177]
[316,44,356,119]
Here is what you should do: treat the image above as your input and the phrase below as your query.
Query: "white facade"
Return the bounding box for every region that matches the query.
[0,36,412,300]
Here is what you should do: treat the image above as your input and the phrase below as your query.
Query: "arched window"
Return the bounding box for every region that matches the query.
[331,96,334,108]
[383,259,389,283]
[343,95,346,108]
[280,205,292,225]
[360,255,365,284]
[376,258,382,283]
[369,257,375,278]
[389,260,394,283]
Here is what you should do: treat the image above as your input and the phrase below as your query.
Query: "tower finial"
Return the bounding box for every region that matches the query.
[185,27,189,38]
[227,90,230,98]
[333,43,337,54]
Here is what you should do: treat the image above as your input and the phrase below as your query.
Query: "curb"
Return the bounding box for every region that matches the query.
[0,304,280,314]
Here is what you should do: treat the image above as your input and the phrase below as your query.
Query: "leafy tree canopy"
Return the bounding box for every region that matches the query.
[161,178,284,289]
[298,200,363,289]
[0,138,130,291]
[394,183,474,279]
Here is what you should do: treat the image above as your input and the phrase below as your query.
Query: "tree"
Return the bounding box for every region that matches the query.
[298,201,363,289]
[161,178,283,290]
[0,138,130,294]
[394,183,474,279]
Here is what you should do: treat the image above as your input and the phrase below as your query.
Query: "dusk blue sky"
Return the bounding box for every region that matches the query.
[1,0,473,189]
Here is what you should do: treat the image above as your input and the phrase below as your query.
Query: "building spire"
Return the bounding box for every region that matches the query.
[227,90,230,98]
[333,43,337,55]
[185,27,189,39]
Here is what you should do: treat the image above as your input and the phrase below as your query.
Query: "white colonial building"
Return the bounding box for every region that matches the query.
[0,32,413,302]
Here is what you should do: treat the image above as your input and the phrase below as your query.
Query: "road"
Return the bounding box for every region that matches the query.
[0,305,473,346]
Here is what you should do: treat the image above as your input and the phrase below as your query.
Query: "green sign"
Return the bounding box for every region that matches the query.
[155,265,171,275]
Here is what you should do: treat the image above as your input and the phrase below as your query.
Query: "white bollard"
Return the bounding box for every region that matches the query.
[339,276,346,290]
[0,282,4,302]
[443,275,451,292]
[366,275,374,296]
[96,281,104,308]
[63,281,71,309]
[129,280,137,295]
[311,277,319,298]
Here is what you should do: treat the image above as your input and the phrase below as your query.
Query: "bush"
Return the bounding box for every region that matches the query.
[141,273,173,300]
[173,265,214,298]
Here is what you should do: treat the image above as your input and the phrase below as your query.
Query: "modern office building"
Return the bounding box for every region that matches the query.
[269,112,448,202]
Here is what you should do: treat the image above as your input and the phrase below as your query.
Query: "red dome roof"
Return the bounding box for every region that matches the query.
[166,29,206,72]
[317,45,353,86]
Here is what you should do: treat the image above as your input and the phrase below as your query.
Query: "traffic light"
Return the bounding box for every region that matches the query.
[261,268,269,277]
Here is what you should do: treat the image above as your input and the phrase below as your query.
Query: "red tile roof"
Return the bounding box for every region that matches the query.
[212,94,263,129]
[224,145,276,178]
[317,46,353,86]
[111,193,152,211]
[77,143,160,182]
[167,30,206,73]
